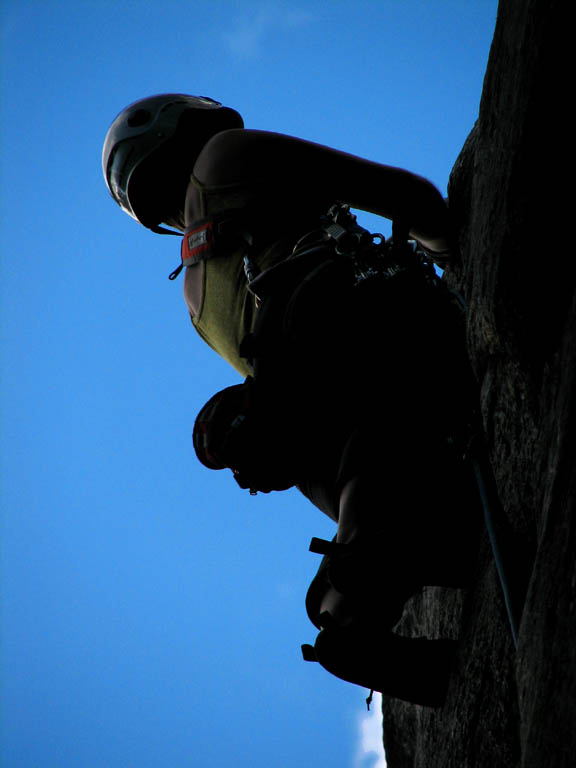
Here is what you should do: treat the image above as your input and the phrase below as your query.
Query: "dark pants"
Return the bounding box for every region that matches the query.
[247,251,481,704]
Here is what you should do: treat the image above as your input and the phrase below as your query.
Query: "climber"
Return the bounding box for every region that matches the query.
[102,93,481,706]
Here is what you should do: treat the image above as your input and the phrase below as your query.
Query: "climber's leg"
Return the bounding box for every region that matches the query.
[321,426,483,605]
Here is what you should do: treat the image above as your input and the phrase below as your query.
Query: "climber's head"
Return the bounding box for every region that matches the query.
[102,94,244,233]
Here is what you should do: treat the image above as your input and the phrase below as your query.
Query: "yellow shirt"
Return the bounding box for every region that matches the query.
[183,174,328,376]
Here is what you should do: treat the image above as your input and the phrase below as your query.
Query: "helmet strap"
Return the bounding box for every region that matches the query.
[148,223,182,236]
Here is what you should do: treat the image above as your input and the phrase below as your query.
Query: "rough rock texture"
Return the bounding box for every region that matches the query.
[381,1,573,766]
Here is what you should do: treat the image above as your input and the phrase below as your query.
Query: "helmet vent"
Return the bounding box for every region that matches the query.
[127,109,152,128]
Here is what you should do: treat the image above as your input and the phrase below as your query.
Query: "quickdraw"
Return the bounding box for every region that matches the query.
[290,202,443,293]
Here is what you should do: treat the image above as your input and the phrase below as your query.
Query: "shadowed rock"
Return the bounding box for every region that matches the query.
[381,1,573,765]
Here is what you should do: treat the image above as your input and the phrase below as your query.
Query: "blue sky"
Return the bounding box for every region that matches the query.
[0,2,497,766]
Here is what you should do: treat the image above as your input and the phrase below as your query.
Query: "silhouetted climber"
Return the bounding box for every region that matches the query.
[102,94,481,707]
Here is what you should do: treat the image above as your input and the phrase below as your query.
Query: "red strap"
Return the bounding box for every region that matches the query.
[181,221,214,267]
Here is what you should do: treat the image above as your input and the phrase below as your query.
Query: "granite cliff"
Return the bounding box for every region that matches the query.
[382,1,573,765]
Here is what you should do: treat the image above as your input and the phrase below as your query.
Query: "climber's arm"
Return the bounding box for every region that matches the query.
[194,129,451,253]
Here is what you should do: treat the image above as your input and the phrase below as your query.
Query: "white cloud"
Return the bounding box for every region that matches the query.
[354,692,387,768]
[223,2,313,60]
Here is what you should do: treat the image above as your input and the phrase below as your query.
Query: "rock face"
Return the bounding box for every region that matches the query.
[381,1,573,766]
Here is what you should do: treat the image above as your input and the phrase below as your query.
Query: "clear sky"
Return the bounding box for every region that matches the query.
[0,2,497,766]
